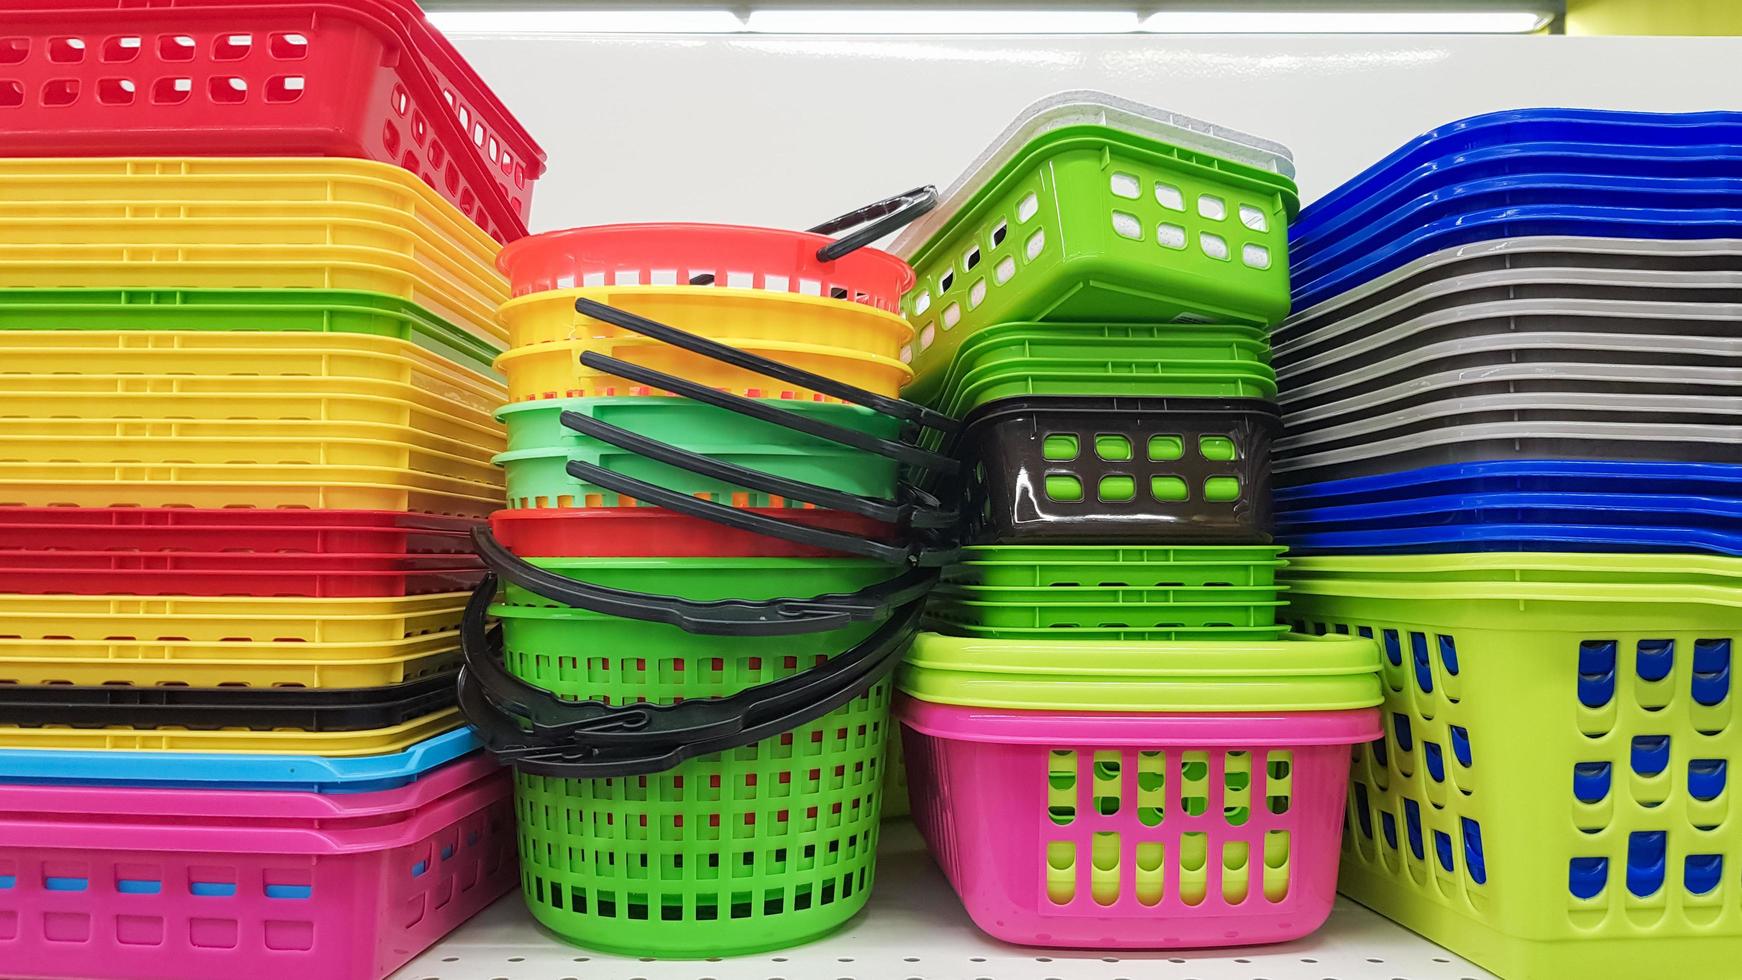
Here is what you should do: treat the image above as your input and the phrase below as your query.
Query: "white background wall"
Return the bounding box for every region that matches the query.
[445,32,1742,233]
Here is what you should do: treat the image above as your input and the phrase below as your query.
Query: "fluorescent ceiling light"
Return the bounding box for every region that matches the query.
[746,8,1142,33]
[428,10,744,33]
[1141,10,1550,33]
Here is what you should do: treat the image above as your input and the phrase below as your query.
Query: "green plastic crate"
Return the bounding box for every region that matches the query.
[0,287,502,378]
[497,557,899,957]
[941,544,1287,590]
[927,586,1283,630]
[898,127,1299,403]
[1283,553,1742,980]
[496,397,901,508]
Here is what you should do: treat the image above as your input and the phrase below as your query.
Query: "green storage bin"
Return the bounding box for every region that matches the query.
[0,286,502,377]
[496,397,902,508]
[1283,553,1742,980]
[897,127,1300,403]
[498,557,901,957]
[941,544,1287,590]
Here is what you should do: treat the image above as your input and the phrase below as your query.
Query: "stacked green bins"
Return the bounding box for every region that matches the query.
[460,218,956,957]
[884,95,1382,948]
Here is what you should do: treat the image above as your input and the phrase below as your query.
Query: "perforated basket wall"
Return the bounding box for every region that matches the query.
[954,397,1280,544]
[1287,578,1742,979]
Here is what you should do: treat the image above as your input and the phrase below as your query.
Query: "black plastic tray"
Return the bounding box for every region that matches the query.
[950,396,1280,544]
[0,672,457,732]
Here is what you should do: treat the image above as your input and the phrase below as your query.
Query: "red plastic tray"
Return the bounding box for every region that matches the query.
[0,2,537,241]
[0,551,484,597]
[0,507,479,554]
[490,507,898,559]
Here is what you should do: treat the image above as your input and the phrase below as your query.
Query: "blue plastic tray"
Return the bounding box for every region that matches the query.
[1292,203,1742,311]
[1293,143,1742,246]
[0,726,480,793]
[1301,108,1742,235]
[1279,522,1742,555]
[1277,489,1742,526]
[1293,172,1742,281]
[1274,459,1742,506]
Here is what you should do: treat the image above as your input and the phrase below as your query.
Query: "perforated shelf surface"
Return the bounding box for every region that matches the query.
[393,821,1494,980]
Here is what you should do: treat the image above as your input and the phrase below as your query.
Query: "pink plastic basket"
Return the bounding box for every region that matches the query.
[0,755,515,980]
[898,696,1379,949]
[496,223,916,311]
[0,2,537,241]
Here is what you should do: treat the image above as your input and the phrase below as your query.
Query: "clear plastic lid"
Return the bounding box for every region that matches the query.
[892,89,1295,258]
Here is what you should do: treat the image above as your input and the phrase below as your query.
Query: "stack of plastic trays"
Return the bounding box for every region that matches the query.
[0,6,533,974]
[884,92,1384,949]
[467,217,957,958]
[1274,108,1742,978]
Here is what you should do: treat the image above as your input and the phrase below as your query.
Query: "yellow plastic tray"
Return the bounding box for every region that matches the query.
[500,286,913,355]
[0,243,503,345]
[498,334,912,402]
[0,464,500,516]
[0,707,463,754]
[0,638,459,689]
[0,432,504,489]
[0,377,500,437]
[0,157,499,263]
[0,593,468,645]
[0,330,505,409]
[0,415,504,469]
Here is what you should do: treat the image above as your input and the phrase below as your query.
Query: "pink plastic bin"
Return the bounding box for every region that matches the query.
[0,755,514,980]
[898,696,1379,949]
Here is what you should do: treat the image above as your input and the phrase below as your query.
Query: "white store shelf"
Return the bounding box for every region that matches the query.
[395,822,1495,980]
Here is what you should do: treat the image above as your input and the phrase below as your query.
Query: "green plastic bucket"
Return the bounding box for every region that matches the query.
[899,126,1300,403]
[0,286,502,378]
[495,397,902,508]
[498,557,900,957]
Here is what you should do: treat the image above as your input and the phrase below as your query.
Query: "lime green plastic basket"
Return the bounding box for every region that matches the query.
[1283,553,1742,980]
[0,287,502,377]
[899,127,1299,403]
[496,557,898,957]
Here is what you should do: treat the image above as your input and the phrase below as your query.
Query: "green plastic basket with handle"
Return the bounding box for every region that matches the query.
[1283,553,1742,980]
[896,126,1299,404]
[497,557,901,957]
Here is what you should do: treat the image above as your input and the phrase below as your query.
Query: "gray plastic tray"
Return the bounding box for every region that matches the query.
[1276,298,1742,390]
[1276,264,1742,365]
[1274,418,1742,485]
[1284,359,1742,429]
[892,89,1294,258]
[1279,236,1742,344]
[1279,390,1740,454]
[1279,329,1742,414]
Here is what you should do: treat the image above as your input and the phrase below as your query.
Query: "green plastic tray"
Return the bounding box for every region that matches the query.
[941,544,1287,590]
[918,617,1293,642]
[927,589,1283,630]
[899,126,1300,403]
[898,631,1381,712]
[925,320,1273,413]
[1283,552,1742,980]
[496,397,901,508]
[936,359,1279,423]
[498,557,898,957]
[0,287,502,378]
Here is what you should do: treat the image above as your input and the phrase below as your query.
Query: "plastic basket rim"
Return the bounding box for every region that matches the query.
[496,222,913,292]
[1273,458,1742,504]
[1279,524,1742,556]
[1273,418,1740,473]
[1282,549,1742,577]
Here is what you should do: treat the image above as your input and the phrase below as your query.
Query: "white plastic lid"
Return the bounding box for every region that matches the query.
[892,90,1295,259]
